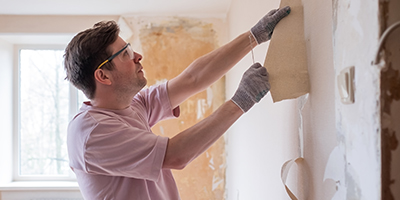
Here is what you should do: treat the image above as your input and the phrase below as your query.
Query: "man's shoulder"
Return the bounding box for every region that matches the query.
[73,108,110,122]
[69,108,127,134]
[135,82,168,100]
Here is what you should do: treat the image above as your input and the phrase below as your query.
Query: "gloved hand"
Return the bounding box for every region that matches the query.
[251,6,291,44]
[231,63,270,113]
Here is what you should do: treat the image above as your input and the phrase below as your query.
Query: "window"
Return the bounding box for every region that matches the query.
[14,46,86,181]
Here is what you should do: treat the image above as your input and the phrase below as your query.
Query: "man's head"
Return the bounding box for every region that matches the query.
[64,21,120,99]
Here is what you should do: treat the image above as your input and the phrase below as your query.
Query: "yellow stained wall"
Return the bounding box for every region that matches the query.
[126,17,226,200]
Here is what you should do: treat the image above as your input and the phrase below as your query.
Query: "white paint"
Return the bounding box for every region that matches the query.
[300,0,342,199]
[332,0,381,199]
[155,79,168,86]
[324,145,347,200]
[0,38,13,185]
[209,164,215,170]
[348,0,364,39]
[159,126,165,135]
[118,17,134,41]
[196,99,207,120]
[209,156,215,170]
[122,16,144,56]
[206,87,213,108]
[212,175,224,191]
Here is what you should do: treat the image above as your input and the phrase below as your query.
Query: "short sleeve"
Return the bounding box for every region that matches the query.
[84,118,169,181]
[133,82,180,127]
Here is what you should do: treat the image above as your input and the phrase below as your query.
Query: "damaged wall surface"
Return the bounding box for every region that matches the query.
[227,0,386,199]
[380,0,400,198]
[331,0,381,199]
[121,16,228,200]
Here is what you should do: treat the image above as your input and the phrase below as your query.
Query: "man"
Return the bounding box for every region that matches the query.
[65,7,290,200]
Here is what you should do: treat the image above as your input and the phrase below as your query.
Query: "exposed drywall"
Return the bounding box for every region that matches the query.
[380,0,400,198]
[122,16,227,200]
[332,0,381,199]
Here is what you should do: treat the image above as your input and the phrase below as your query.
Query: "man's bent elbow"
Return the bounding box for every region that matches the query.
[162,156,189,170]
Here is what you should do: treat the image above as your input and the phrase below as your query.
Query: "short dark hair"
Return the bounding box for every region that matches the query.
[64,20,120,99]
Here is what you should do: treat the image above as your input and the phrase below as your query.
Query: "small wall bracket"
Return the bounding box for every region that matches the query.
[337,66,355,104]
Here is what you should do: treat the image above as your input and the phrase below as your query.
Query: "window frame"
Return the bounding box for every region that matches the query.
[12,44,79,181]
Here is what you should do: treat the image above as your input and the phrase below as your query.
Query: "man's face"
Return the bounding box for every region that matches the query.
[108,37,147,95]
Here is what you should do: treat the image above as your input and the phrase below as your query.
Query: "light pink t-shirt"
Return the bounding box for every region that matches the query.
[67,83,180,200]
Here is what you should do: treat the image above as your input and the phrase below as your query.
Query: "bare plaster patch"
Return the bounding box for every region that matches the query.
[128,16,226,200]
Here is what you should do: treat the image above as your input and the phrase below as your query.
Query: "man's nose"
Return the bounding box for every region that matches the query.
[134,52,142,63]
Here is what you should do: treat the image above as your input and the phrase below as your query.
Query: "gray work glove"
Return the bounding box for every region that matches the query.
[231,63,270,113]
[250,6,291,44]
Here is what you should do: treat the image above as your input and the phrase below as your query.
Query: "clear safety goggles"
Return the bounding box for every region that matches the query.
[97,43,134,70]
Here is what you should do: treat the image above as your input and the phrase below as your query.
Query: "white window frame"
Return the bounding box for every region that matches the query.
[12,44,80,182]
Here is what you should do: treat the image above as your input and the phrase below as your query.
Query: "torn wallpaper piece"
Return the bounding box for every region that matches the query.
[264,0,310,102]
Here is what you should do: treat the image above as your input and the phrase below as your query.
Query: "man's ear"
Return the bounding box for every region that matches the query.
[94,69,112,85]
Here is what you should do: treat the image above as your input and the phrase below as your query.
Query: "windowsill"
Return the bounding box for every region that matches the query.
[0,181,80,191]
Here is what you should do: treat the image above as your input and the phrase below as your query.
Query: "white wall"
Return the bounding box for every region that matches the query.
[226,0,299,199]
[301,0,337,199]
[0,38,13,185]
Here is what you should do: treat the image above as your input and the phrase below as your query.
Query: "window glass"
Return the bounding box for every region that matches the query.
[19,49,70,176]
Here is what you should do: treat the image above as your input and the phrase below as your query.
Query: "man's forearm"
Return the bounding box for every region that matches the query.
[184,31,257,92]
[162,100,243,169]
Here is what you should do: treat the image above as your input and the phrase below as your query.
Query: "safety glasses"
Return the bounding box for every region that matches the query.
[97,43,134,70]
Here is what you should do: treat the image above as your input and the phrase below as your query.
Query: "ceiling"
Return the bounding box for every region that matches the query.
[1,0,231,16]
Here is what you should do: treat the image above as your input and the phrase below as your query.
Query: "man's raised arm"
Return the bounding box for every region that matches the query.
[167,6,291,109]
